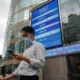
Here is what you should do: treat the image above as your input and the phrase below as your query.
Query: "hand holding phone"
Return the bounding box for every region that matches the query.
[8,49,16,56]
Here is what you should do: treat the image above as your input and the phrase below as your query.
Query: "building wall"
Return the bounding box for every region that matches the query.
[43,56,68,80]
[2,0,47,60]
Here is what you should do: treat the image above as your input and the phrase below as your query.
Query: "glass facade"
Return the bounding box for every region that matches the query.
[59,0,80,44]
[2,0,48,60]
[13,0,47,25]
[59,0,80,80]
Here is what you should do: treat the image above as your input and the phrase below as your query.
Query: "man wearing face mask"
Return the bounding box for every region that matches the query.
[2,26,45,80]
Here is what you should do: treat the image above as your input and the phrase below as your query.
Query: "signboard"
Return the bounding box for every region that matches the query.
[31,0,63,48]
[45,43,80,57]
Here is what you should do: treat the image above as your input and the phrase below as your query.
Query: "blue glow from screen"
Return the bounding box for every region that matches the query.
[31,0,62,48]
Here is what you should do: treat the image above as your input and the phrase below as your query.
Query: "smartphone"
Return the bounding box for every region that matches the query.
[8,49,16,56]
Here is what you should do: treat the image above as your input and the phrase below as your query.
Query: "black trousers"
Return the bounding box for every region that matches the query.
[20,75,39,80]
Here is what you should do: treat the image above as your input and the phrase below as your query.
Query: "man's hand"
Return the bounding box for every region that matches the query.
[14,53,25,60]
[8,49,25,61]
[8,49,14,54]
[1,76,10,80]
[1,74,16,80]
[1,77,5,80]
[8,49,16,57]
[14,53,31,64]
[1,77,7,80]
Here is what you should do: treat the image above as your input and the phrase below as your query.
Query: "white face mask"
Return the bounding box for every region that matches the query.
[23,37,32,44]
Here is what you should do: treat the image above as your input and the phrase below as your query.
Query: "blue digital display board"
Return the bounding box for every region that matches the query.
[31,0,62,48]
[46,43,80,57]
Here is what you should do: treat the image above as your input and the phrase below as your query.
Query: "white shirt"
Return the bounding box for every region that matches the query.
[13,40,45,76]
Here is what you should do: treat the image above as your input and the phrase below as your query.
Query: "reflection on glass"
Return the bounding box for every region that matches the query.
[18,11,24,22]
[19,41,25,53]
[7,31,12,41]
[17,33,21,37]
[3,44,15,60]
[24,9,30,20]
[13,14,18,24]
[15,41,20,53]
[59,0,80,44]
[13,0,48,24]
[15,3,20,12]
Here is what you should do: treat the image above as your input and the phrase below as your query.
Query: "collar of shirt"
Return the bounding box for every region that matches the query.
[31,40,36,44]
[26,40,36,48]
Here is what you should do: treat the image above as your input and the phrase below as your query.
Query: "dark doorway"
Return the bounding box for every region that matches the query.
[66,53,80,80]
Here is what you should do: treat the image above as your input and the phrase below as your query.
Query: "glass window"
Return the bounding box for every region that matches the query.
[11,33,15,39]
[59,0,80,44]
[32,0,47,4]
[32,0,39,4]
[13,9,30,24]
[9,43,15,51]
[15,41,20,53]
[13,14,18,24]
[18,11,24,22]
[15,0,48,12]
[59,0,80,23]
[20,0,27,8]
[59,0,68,4]
[38,0,48,4]
[13,0,48,24]
[7,31,12,41]
[20,0,32,9]
[15,3,20,12]
[3,45,13,60]
[2,46,7,58]
[17,32,21,37]
[24,9,30,20]
[13,11,24,24]
[19,41,25,53]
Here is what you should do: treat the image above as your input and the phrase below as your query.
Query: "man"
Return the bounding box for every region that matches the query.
[2,26,45,80]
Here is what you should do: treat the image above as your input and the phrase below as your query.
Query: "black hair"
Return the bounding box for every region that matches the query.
[21,26,35,34]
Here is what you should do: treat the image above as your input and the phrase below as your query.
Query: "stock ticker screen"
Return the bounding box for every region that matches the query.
[45,43,80,57]
[31,0,63,48]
